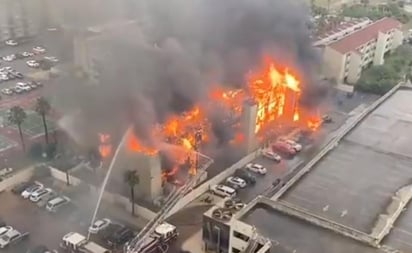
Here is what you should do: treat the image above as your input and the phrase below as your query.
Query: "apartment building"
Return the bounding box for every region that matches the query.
[314,18,372,47]
[0,0,39,41]
[322,17,403,84]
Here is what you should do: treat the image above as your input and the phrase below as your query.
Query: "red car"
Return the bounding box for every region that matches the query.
[272,141,296,156]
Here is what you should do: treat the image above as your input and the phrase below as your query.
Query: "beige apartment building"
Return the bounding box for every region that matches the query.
[322,17,403,84]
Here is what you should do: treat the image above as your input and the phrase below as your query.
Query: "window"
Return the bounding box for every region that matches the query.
[232,248,241,253]
[233,231,250,242]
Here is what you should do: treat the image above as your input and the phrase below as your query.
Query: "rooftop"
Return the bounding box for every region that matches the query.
[238,87,412,253]
[316,18,371,40]
[329,17,402,54]
[240,202,379,253]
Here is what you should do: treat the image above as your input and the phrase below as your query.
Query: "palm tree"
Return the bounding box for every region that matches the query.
[124,170,140,216]
[34,97,51,144]
[8,106,27,151]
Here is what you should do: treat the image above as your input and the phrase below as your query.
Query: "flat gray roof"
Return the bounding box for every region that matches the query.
[241,203,379,253]
[281,89,412,235]
[241,88,412,252]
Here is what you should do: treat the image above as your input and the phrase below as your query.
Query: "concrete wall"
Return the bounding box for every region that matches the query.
[49,166,82,186]
[322,47,346,82]
[88,185,156,220]
[166,149,261,218]
[373,31,388,66]
[0,167,35,192]
[49,166,157,220]
[347,52,362,84]
[229,219,255,253]
[392,29,404,50]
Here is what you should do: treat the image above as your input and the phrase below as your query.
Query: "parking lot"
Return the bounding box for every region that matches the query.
[210,109,349,204]
[0,172,156,253]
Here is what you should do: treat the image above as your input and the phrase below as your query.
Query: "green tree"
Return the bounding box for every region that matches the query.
[8,106,27,151]
[124,170,140,216]
[34,97,51,144]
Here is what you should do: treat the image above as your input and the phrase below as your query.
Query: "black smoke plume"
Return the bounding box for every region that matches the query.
[56,0,320,146]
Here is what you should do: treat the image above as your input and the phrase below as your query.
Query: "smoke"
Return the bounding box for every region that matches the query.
[56,0,320,147]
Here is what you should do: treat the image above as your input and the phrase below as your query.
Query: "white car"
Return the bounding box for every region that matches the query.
[26,60,39,68]
[88,218,111,234]
[0,167,13,177]
[13,87,23,94]
[30,188,52,202]
[44,56,58,63]
[246,163,267,175]
[46,196,71,212]
[282,139,302,152]
[0,226,12,237]
[0,67,12,72]
[2,55,15,62]
[226,176,247,188]
[262,149,282,162]
[1,88,13,95]
[0,229,23,248]
[21,52,33,57]
[33,46,46,54]
[16,82,31,92]
[5,40,18,46]
[21,183,43,199]
[0,74,8,81]
[210,184,236,198]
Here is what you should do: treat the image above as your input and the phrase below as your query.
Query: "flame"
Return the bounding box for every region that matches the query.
[127,132,158,156]
[125,56,321,179]
[98,133,112,158]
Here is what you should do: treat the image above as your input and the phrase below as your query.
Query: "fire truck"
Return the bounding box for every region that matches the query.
[127,223,178,253]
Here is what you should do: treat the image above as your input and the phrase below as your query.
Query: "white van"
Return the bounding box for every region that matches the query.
[210,184,236,198]
[46,196,70,212]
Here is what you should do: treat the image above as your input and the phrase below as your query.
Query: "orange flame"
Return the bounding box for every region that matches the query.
[98,133,112,158]
[127,132,158,156]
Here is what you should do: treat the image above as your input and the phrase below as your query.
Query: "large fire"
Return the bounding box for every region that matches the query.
[122,56,321,176]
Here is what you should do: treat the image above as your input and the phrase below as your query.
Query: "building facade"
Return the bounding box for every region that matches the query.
[322,17,403,84]
[0,0,39,41]
[202,198,272,253]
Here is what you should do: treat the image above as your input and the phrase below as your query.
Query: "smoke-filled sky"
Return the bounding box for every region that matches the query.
[55,0,321,147]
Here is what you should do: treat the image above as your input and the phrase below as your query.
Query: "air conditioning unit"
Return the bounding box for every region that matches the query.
[212,208,233,221]
[224,199,245,211]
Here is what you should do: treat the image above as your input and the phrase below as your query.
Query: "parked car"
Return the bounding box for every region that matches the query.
[37,191,58,208]
[0,168,13,177]
[106,227,135,248]
[13,87,23,94]
[278,138,302,152]
[46,196,71,213]
[271,141,296,156]
[44,56,58,63]
[21,52,33,57]
[30,188,52,203]
[5,40,18,46]
[88,218,111,234]
[100,223,124,241]
[2,88,13,96]
[322,114,332,123]
[0,226,12,237]
[210,184,236,198]
[233,168,256,185]
[16,82,31,92]
[2,55,15,62]
[245,163,267,175]
[0,229,29,248]
[21,183,43,199]
[33,46,46,54]
[261,149,282,162]
[26,60,39,68]
[226,176,247,188]
[11,182,32,195]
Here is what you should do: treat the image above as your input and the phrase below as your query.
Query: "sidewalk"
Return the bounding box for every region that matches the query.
[181,229,204,253]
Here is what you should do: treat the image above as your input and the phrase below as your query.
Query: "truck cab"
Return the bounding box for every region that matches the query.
[131,223,178,253]
[60,232,111,253]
